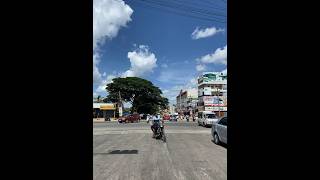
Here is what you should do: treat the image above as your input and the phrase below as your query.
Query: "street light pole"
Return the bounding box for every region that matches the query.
[180,90,182,119]
[118,91,122,117]
[218,88,220,117]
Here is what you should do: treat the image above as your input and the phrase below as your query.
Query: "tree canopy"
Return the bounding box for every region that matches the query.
[104,77,169,114]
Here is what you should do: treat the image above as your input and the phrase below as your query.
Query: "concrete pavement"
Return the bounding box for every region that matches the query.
[93,122,227,180]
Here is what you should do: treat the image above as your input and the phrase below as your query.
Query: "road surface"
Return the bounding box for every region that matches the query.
[93,121,227,180]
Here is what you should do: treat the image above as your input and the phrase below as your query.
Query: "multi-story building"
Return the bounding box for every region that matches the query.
[168,104,176,115]
[176,89,198,115]
[197,71,227,117]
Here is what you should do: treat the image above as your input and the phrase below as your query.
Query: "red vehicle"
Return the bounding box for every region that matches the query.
[163,114,170,121]
[119,113,140,123]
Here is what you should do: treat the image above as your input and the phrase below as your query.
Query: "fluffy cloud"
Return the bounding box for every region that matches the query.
[222,68,227,75]
[95,75,116,93]
[197,45,227,64]
[93,0,133,50]
[122,45,157,77]
[189,77,197,86]
[162,89,169,94]
[158,70,188,84]
[93,0,133,84]
[191,27,224,40]
[93,53,103,84]
[196,64,206,71]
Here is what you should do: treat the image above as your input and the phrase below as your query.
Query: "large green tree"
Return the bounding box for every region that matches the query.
[104,77,169,114]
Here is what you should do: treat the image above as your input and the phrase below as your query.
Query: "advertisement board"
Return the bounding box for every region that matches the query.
[205,107,227,111]
[203,96,214,105]
[203,96,224,106]
[100,104,116,110]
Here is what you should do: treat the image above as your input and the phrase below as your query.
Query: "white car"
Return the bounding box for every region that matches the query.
[212,116,227,144]
[197,111,219,127]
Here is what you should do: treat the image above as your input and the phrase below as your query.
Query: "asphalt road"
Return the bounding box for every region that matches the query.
[93,122,227,180]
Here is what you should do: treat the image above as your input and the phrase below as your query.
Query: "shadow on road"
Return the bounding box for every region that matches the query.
[94,150,139,155]
[108,150,138,154]
[211,140,227,149]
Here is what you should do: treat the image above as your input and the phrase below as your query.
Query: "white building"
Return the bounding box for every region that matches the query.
[197,71,227,117]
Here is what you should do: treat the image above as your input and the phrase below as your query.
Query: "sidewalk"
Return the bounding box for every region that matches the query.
[93,118,118,123]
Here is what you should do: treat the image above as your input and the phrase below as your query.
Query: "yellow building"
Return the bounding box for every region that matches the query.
[93,103,117,121]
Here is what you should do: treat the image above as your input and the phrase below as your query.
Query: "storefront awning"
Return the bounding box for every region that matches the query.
[100,104,116,110]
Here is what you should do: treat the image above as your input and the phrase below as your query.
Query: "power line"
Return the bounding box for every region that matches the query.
[169,0,226,11]
[131,0,226,23]
[131,1,223,23]
[136,0,226,18]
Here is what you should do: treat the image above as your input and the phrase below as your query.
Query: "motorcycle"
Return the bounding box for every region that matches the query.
[154,122,166,142]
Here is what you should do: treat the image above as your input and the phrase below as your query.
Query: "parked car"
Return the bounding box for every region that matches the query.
[118,115,127,123]
[163,114,170,121]
[212,116,227,145]
[197,111,219,127]
[118,113,140,123]
[170,114,178,121]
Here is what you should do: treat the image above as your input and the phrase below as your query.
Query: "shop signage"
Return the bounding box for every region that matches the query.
[100,104,115,110]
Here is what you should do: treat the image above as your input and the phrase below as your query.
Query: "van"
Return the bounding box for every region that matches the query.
[197,111,219,127]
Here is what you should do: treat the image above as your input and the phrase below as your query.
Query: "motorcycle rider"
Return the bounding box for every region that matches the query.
[150,114,164,138]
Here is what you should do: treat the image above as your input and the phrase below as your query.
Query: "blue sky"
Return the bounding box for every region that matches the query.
[93,0,227,105]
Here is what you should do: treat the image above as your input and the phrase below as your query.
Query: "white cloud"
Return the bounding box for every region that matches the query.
[222,68,227,75]
[197,45,227,64]
[122,69,136,77]
[161,64,168,68]
[158,70,187,84]
[196,64,206,71]
[189,77,197,85]
[122,45,158,77]
[191,26,224,40]
[93,0,133,50]
[162,90,169,94]
[96,75,116,93]
[93,53,103,84]
[93,0,133,84]
[162,87,181,104]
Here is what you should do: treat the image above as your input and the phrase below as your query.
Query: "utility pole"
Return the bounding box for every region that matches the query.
[214,87,221,117]
[179,90,182,117]
[218,88,221,117]
[118,91,123,117]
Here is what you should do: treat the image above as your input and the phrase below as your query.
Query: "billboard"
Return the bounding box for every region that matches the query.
[205,107,227,111]
[100,104,116,110]
[203,96,224,106]
[203,96,214,105]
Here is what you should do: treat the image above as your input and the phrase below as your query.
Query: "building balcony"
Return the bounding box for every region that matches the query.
[198,80,227,87]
